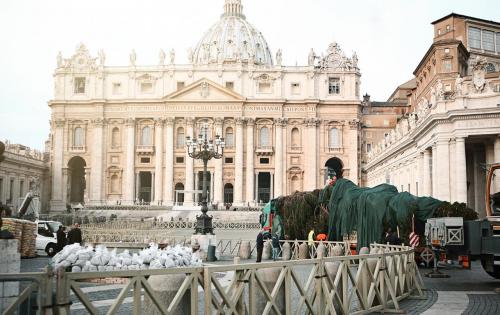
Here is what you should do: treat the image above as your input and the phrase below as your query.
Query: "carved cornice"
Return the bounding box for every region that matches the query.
[125,118,135,127]
[303,118,320,127]
[54,119,66,128]
[235,117,246,126]
[165,117,175,126]
[91,118,105,127]
[274,117,288,127]
[154,118,165,127]
[214,117,224,127]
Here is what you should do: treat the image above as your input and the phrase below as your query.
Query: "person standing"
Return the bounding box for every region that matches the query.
[67,223,83,245]
[256,228,270,263]
[308,228,315,257]
[56,225,67,252]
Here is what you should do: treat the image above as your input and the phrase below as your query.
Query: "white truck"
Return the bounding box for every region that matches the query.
[36,220,62,256]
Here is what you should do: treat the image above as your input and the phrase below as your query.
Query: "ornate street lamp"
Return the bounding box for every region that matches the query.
[186,123,225,235]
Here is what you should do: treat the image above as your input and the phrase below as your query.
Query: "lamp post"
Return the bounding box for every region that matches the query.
[186,123,224,235]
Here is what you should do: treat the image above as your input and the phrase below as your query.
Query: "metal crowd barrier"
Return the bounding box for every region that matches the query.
[0,243,423,315]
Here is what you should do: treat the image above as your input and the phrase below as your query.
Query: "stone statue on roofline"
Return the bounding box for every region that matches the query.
[129,49,137,66]
[159,49,165,65]
[308,48,316,66]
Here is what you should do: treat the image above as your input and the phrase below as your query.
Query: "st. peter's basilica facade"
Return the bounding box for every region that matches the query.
[48,0,361,211]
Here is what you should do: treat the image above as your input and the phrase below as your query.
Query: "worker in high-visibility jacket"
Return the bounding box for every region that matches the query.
[307,229,315,258]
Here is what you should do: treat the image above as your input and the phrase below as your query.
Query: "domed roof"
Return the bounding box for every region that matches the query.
[191,0,273,66]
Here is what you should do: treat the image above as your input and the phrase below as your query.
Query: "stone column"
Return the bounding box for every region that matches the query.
[154,118,164,203]
[124,118,136,204]
[90,118,104,203]
[455,137,467,203]
[436,139,450,201]
[164,118,175,205]
[213,118,224,205]
[304,118,319,190]
[246,118,255,204]
[349,120,360,184]
[185,118,195,204]
[431,143,437,197]
[234,118,245,205]
[423,149,432,196]
[51,119,65,208]
[274,118,287,197]
[417,152,424,196]
[494,136,500,192]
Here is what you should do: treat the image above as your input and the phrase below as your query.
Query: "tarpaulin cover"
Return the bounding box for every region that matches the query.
[320,178,442,248]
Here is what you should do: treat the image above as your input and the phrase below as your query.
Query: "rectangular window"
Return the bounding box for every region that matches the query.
[74,77,86,94]
[141,82,153,93]
[140,157,150,164]
[468,26,481,49]
[19,180,24,197]
[482,30,495,51]
[175,156,184,164]
[225,81,234,90]
[260,158,270,164]
[258,82,271,93]
[328,78,340,95]
[9,179,14,203]
[496,33,500,52]
[366,143,372,152]
[112,83,122,95]
[224,157,234,164]
[177,81,185,90]
[443,59,452,73]
[291,83,300,94]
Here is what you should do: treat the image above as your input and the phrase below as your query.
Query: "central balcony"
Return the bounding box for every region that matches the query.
[256,146,274,156]
[136,145,155,155]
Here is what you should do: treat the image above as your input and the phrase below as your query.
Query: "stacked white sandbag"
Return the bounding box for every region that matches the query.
[51,243,203,272]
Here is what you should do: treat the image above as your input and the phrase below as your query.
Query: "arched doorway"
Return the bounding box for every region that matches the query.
[325,157,343,180]
[175,183,184,204]
[224,183,234,204]
[68,156,86,203]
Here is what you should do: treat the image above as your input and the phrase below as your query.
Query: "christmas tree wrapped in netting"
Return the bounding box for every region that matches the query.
[319,178,443,248]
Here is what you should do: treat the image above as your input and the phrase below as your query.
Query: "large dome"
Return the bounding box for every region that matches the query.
[191,0,273,66]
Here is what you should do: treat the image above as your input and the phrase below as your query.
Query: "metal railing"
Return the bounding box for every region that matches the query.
[0,243,423,315]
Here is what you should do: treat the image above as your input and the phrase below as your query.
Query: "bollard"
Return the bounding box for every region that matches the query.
[325,261,343,313]
[281,242,291,261]
[262,241,272,260]
[255,267,285,314]
[238,241,252,260]
[330,245,344,257]
[298,243,310,259]
[143,274,191,315]
[316,242,326,258]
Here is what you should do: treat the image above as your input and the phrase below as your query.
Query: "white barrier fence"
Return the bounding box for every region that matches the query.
[0,243,424,315]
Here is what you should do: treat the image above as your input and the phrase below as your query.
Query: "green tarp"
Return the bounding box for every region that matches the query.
[320,178,442,248]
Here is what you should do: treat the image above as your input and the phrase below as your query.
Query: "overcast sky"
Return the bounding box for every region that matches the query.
[0,0,498,150]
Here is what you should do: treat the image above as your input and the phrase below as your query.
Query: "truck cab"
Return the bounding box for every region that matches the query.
[36,220,62,256]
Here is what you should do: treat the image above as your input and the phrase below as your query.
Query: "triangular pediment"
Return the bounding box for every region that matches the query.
[164,78,245,101]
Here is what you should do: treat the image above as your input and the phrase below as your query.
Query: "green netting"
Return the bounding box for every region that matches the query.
[321,178,442,248]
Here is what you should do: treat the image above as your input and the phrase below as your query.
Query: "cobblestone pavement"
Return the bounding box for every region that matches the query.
[18,255,500,314]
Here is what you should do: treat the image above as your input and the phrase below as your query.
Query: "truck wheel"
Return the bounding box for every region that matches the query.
[481,258,500,279]
[45,243,57,257]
